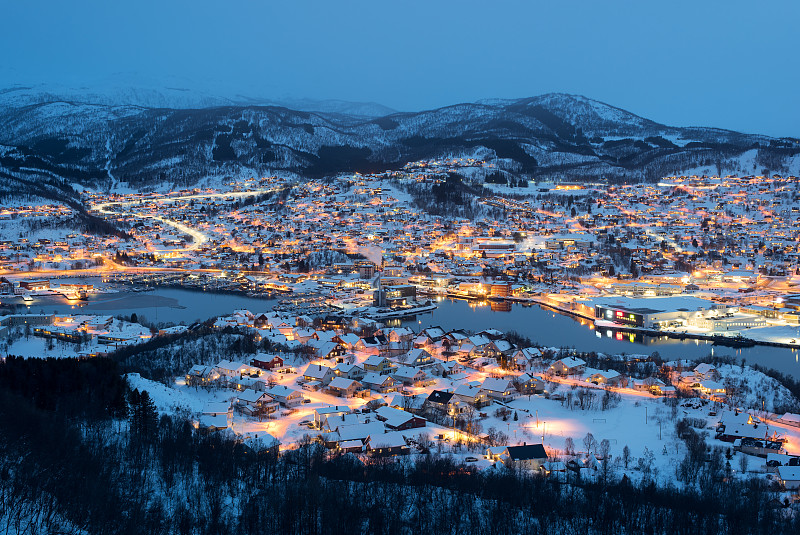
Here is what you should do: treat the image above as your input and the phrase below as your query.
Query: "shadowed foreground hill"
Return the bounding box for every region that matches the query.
[0,355,798,534]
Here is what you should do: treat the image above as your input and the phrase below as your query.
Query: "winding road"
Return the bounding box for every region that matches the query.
[91,187,280,253]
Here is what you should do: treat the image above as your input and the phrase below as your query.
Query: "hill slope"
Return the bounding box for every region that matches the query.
[0,92,797,190]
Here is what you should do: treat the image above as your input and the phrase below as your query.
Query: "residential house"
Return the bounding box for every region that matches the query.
[734,437,783,457]
[694,363,721,382]
[236,389,278,417]
[375,406,426,431]
[215,359,261,379]
[327,377,362,398]
[302,363,335,387]
[333,332,361,350]
[468,335,493,357]
[511,347,544,370]
[481,377,517,402]
[321,413,369,432]
[253,313,272,328]
[310,340,346,360]
[501,444,549,470]
[396,348,434,368]
[384,327,414,350]
[491,339,515,359]
[186,365,220,387]
[355,334,388,355]
[386,393,427,415]
[431,359,464,377]
[323,421,385,449]
[443,330,470,349]
[632,376,664,392]
[362,355,394,375]
[293,328,319,344]
[586,370,628,387]
[777,466,800,490]
[266,385,304,407]
[313,406,350,428]
[779,413,800,428]
[452,383,490,408]
[392,366,432,387]
[251,354,284,371]
[696,380,726,396]
[369,432,411,457]
[652,384,677,397]
[198,414,229,432]
[361,372,399,393]
[514,373,545,395]
[549,357,587,376]
[477,328,506,340]
[413,333,433,348]
[333,362,365,381]
[716,413,781,443]
[202,401,231,418]
[425,390,459,414]
[421,326,446,341]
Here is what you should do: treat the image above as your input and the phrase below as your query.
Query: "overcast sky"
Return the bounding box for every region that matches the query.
[2,1,798,137]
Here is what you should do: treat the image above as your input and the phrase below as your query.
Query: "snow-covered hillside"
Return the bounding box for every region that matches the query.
[0,89,797,190]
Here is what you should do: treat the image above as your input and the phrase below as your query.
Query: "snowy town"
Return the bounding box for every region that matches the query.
[3,167,800,502]
[6,167,800,352]
[5,3,800,532]
[3,295,800,499]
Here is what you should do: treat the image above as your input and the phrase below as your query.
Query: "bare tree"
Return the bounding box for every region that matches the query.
[622,445,631,469]
[583,433,597,456]
[599,439,611,460]
[738,453,749,474]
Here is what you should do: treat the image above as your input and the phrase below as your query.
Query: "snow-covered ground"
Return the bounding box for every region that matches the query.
[3,316,152,358]
[112,339,800,492]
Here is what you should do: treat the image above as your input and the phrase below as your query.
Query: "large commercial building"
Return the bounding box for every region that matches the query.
[374,284,416,308]
[593,296,734,330]
[474,239,516,258]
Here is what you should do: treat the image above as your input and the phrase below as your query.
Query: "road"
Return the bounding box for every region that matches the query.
[91,187,279,253]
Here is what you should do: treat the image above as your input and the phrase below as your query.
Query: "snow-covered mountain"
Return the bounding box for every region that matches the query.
[0,83,397,116]
[0,90,797,190]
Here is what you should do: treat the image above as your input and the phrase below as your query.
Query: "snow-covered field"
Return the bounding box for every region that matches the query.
[116,345,800,491]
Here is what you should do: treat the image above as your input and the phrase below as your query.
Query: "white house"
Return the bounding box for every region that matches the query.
[266,385,304,407]
[481,377,517,402]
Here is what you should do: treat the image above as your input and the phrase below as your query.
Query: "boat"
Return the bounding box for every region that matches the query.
[710,334,755,348]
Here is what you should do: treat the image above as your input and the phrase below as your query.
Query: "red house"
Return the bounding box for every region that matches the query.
[251,354,284,371]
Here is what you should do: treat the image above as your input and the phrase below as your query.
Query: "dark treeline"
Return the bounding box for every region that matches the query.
[0,355,128,419]
[1,356,798,533]
[110,326,290,381]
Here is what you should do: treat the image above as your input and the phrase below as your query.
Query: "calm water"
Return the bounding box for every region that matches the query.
[402,298,800,379]
[5,279,800,378]
[2,277,276,325]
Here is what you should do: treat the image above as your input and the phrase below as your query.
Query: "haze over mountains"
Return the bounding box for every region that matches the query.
[0,84,798,191]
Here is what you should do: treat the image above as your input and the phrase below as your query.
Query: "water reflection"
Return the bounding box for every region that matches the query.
[403,298,800,379]
[6,281,800,379]
[2,277,277,325]
[489,301,512,312]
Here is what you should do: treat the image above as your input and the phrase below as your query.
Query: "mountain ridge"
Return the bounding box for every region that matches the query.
[0,90,797,191]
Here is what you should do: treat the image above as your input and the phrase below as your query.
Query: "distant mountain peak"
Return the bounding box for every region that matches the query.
[0,81,397,118]
[0,86,797,192]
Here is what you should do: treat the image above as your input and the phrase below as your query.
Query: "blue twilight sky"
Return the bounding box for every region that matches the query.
[1,0,798,137]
